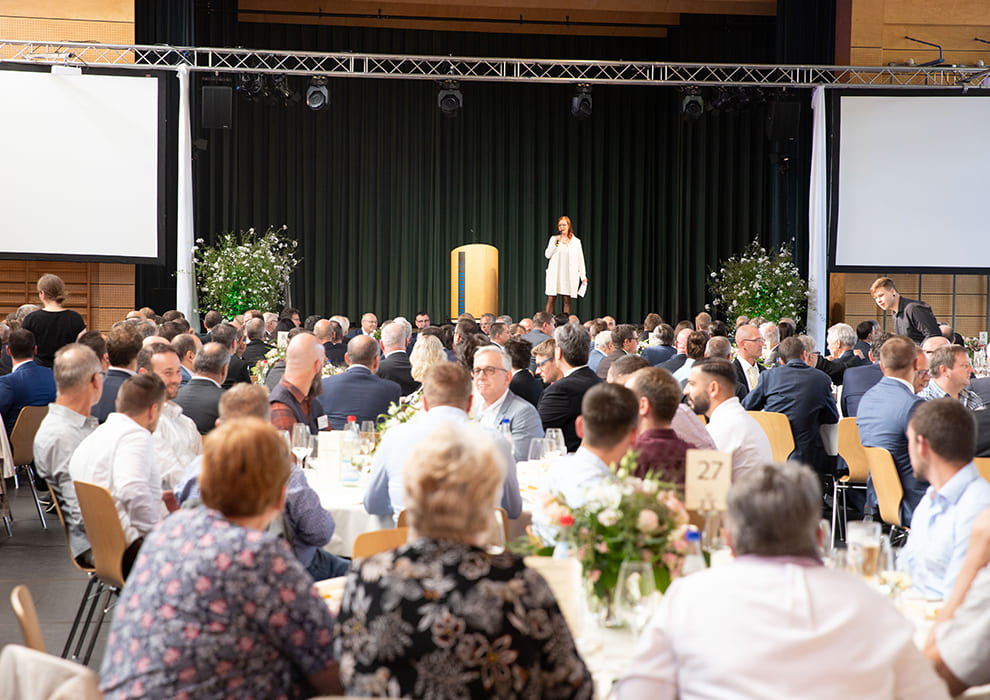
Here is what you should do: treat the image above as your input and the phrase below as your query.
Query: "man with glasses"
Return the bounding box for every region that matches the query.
[732,324,765,399]
[472,346,544,461]
[532,339,562,385]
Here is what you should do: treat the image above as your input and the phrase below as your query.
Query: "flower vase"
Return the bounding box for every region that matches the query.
[588,588,624,629]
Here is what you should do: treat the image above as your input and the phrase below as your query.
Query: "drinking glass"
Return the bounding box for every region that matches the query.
[291,424,312,469]
[545,428,566,458]
[614,561,659,637]
[846,520,881,580]
[877,535,912,598]
[359,420,376,455]
[527,438,549,464]
[487,510,506,554]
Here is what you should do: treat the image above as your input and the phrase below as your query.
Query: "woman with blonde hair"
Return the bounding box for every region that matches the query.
[100,418,341,698]
[21,273,86,367]
[544,215,588,315]
[335,422,592,698]
[408,333,446,383]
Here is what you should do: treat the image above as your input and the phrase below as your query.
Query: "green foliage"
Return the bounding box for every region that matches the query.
[707,241,809,325]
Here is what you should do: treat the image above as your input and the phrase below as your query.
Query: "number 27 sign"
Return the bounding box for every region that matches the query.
[684,449,732,511]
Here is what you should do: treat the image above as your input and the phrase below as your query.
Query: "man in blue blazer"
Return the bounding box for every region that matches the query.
[0,329,55,436]
[473,346,545,461]
[321,335,401,430]
[91,322,144,423]
[642,324,676,367]
[538,323,601,453]
[856,335,928,526]
[742,336,839,474]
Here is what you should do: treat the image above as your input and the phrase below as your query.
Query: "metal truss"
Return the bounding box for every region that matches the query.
[2,39,989,88]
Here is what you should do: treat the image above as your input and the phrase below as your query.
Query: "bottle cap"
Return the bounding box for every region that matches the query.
[347,415,356,422]
[685,530,701,542]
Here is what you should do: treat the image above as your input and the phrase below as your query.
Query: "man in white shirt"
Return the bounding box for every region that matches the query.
[69,373,166,576]
[364,362,520,522]
[472,346,544,461]
[617,461,951,700]
[136,343,202,489]
[683,358,772,481]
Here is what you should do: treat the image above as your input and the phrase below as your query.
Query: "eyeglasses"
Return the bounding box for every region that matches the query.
[536,358,552,368]
[742,338,764,344]
[472,366,508,378]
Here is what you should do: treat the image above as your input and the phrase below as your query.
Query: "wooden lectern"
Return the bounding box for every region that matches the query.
[450,244,498,319]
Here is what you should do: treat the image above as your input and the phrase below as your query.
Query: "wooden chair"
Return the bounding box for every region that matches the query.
[352,527,409,559]
[396,507,510,547]
[10,584,45,653]
[9,405,51,528]
[832,417,871,548]
[73,481,128,665]
[746,411,795,462]
[863,446,905,530]
[974,457,990,484]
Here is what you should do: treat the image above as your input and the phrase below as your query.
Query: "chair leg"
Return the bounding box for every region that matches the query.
[3,515,10,537]
[72,579,106,661]
[83,586,118,666]
[12,466,18,489]
[63,575,100,659]
[23,465,47,529]
[830,478,839,550]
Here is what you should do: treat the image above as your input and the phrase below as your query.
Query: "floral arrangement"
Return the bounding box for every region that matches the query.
[539,453,690,601]
[707,241,808,325]
[964,336,985,356]
[250,346,343,383]
[376,393,423,437]
[193,226,298,318]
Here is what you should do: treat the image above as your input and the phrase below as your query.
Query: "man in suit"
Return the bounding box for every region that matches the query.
[642,323,676,367]
[742,336,839,474]
[732,324,765,399]
[706,336,749,400]
[199,309,221,343]
[171,332,200,389]
[597,324,636,380]
[521,312,554,371]
[854,320,876,358]
[816,322,871,385]
[0,329,55,436]
[856,335,928,525]
[505,336,542,408]
[538,322,601,453]
[174,342,229,435]
[92,322,145,423]
[473,346,544,461]
[841,332,890,417]
[659,327,693,376]
[321,334,401,429]
[211,323,251,390]
[377,320,419,396]
[241,317,273,367]
[760,321,782,367]
[588,330,611,375]
[345,312,378,342]
[488,321,510,349]
[313,318,346,367]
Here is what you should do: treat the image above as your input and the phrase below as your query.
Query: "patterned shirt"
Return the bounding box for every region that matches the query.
[100,508,336,700]
[270,379,315,432]
[335,538,593,699]
[918,379,985,411]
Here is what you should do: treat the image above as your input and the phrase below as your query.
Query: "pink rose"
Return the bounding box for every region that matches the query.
[637,509,660,533]
[588,569,601,583]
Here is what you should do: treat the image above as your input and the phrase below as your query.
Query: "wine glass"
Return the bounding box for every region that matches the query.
[360,420,376,455]
[614,561,659,637]
[527,438,549,465]
[291,423,312,469]
[545,428,566,458]
[486,510,506,554]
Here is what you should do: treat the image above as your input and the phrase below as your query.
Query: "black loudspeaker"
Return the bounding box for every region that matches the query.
[766,101,800,141]
[202,86,232,129]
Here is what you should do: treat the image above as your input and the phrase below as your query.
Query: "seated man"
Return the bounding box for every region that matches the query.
[642,324,676,367]
[538,323,601,453]
[532,338,562,386]
[376,320,419,396]
[34,343,103,567]
[321,334,400,430]
[473,346,544,462]
[901,398,990,598]
[605,353,649,385]
[617,462,951,700]
[0,328,56,435]
[69,373,166,576]
[504,336,542,408]
[174,383,348,581]
[136,343,202,488]
[624,367,691,485]
[919,344,984,410]
[270,333,327,434]
[174,342,229,435]
[92,322,145,423]
[364,363,520,522]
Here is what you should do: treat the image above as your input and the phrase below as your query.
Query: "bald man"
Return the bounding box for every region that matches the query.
[270,333,328,434]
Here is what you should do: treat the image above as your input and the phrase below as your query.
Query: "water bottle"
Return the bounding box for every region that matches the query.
[498,418,512,445]
[681,530,707,576]
[341,415,361,484]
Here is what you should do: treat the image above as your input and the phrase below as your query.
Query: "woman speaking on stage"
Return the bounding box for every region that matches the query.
[544,215,587,315]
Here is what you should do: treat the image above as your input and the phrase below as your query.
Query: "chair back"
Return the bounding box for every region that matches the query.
[863,446,903,527]
[837,417,870,483]
[10,585,45,652]
[47,484,94,575]
[396,509,408,528]
[352,527,409,559]
[73,481,127,588]
[10,405,49,466]
[974,457,990,484]
[746,411,795,462]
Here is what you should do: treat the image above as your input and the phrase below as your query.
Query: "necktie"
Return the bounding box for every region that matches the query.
[747,365,759,390]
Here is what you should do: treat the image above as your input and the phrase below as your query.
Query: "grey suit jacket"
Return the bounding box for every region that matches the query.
[174,376,224,435]
[489,390,545,462]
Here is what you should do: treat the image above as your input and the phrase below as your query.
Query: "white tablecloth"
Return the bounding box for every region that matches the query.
[302,465,393,558]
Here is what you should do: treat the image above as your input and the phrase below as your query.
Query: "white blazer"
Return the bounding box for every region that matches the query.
[544,235,587,297]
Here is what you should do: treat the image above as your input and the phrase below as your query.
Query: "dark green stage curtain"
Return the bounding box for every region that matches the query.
[141,13,813,326]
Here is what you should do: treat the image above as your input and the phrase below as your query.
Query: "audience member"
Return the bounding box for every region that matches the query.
[345,312,378,340]
[0,328,55,435]
[174,342,229,435]
[841,331,890,417]
[659,327,692,375]
[919,344,983,409]
[20,274,87,368]
[241,316,272,366]
[672,330,707,385]
[597,324,635,379]
[625,367,691,485]
[270,333,327,434]
[92,323,144,423]
[760,321,781,366]
[538,322,601,453]
[473,346,544,461]
[504,336,542,407]
[171,331,200,388]
[321,334,401,430]
[732,324,765,399]
[210,323,251,389]
[606,354,649,384]
[642,323,676,366]
[616,461,950,700]
[408,333,446,389]
[532,338,562,385]
[377,320,419,396]
[855,320,877,357]
[589,329,612,375]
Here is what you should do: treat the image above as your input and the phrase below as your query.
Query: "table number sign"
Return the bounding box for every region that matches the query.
[684,449,732,512]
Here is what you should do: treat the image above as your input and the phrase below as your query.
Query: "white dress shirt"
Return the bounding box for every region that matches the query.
[936,563,990,687]
[705,397,773,481]
[617,556,950,700]
[153,401,202,489]
[736,355,761,390]
[69,412,162,545]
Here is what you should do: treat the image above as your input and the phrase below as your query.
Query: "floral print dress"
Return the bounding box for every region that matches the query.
[335,538,593,699]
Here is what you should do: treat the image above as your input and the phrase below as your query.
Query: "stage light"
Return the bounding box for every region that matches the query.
[681,87,704,120]
[437,80,462,118]
[270,74,298,106]
[570,83,592,120]
[306,76,329,111]
[237,73,266,101]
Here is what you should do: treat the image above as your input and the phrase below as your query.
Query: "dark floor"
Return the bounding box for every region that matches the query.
[0,477,109,669]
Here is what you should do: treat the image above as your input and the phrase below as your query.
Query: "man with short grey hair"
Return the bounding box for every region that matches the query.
[617,461,951,700]
[538,322,600,453]
[174,342,229,434]
[242,316,272,366]
[473,346,544,461]
[377,320,419,396]
[598,323,636,380]
[589,330,612,375]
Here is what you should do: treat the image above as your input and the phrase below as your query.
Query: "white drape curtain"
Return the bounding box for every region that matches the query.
[176,66,198,328]
[807,86,828,347]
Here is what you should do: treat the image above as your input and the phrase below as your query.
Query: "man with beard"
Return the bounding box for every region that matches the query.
[270,333,327,434]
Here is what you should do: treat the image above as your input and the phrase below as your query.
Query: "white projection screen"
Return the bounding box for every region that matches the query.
[0,67,162,261]
[832,93,990,271]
